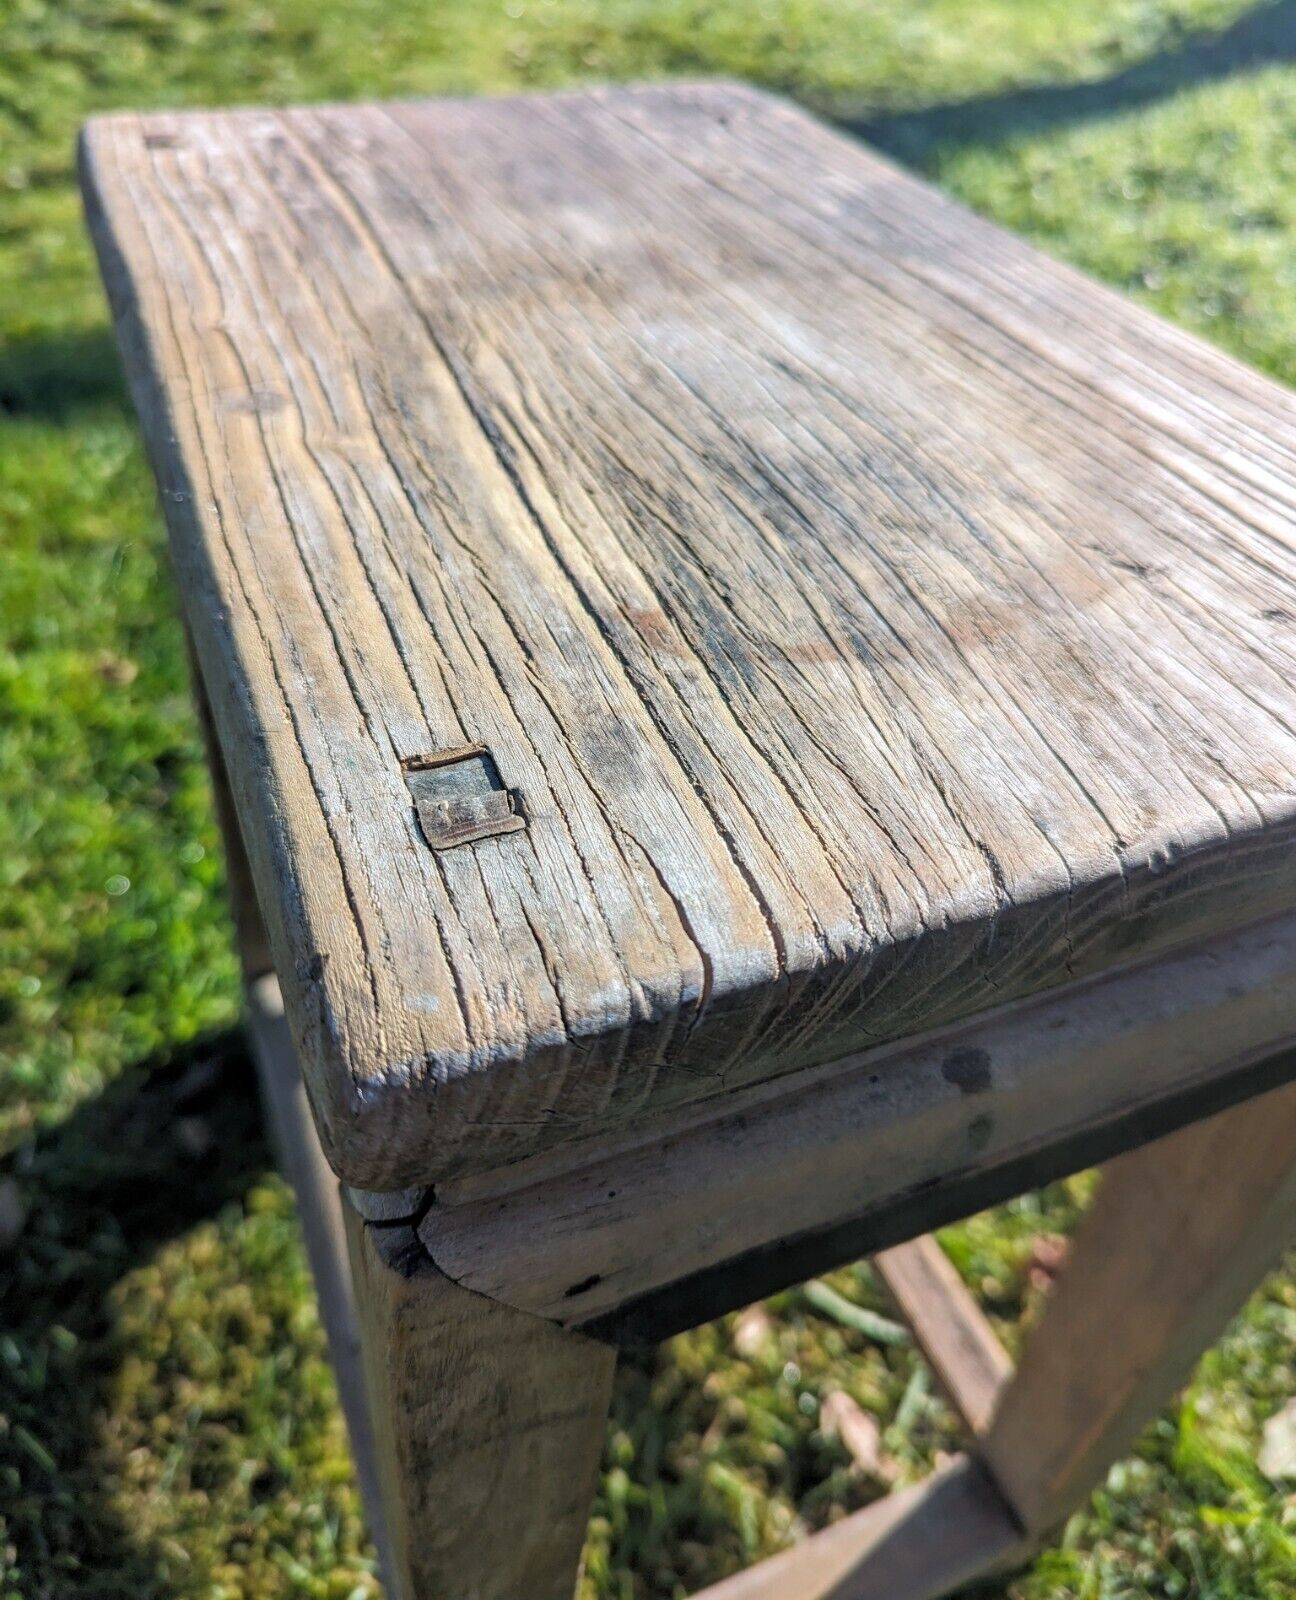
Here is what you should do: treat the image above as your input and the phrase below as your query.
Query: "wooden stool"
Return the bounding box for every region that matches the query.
[81,82,1296,1600]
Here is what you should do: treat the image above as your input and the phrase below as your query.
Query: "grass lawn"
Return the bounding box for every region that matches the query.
[3,1,1296,1595]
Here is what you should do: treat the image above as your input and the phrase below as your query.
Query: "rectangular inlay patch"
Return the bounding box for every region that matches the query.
[402,746,526,851]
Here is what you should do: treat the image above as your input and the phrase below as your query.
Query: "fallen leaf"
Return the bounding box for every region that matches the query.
[1029,1232,1070,1292]
[820,1387,895,1481]
[1260,1398,1296,1483]
[731,1304,774,1358]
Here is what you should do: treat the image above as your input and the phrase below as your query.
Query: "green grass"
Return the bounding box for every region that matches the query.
[3,1,1296,1595]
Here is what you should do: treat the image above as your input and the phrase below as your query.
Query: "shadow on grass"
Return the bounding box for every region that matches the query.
[0,1028,269,1598]
[851,0,1296,165]
[0,324,128,424]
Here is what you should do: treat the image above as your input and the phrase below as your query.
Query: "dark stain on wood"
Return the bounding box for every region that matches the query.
[942,1047,993,1095]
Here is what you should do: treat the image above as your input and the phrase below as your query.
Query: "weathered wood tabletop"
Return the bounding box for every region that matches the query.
[81,82,1296,1191]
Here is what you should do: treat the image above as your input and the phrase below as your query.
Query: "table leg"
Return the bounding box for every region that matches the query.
[243,975,397,1575]
[246,969,617,1600]
[873,1235,1013,1438]
[345,1203,617,1600]
[978,1077,1296,1536]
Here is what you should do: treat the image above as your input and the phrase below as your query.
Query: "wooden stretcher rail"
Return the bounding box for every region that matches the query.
[417,913,1296,1336]
[689,1456,1028,1600]
[872,1237,1012,1437]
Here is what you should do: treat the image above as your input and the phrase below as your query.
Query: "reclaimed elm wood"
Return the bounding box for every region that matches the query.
[415,912,1296,1331]
[82,79,1296,1600]
[872,1236,1011,1437]
[343,1207,617,1600]
[979,1078,1296,1535]
[80,81,1296,1192]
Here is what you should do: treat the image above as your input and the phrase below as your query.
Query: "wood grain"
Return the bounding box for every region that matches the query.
[80,82,1296,1188]
[344,1208,616,1600]
[417,912,1296,1326]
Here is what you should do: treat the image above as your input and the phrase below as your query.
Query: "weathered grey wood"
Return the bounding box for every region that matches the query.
[873,1236,1011,1437]
[244,975,392,1575]
[342,1184,427,1224]
[978,1078,1296,1534]
[186,635,274,980]
[690,1455,1028,1600]
[81,81,1296,1189]
[343,1207,617,1600]
[416,913,1296,1325]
